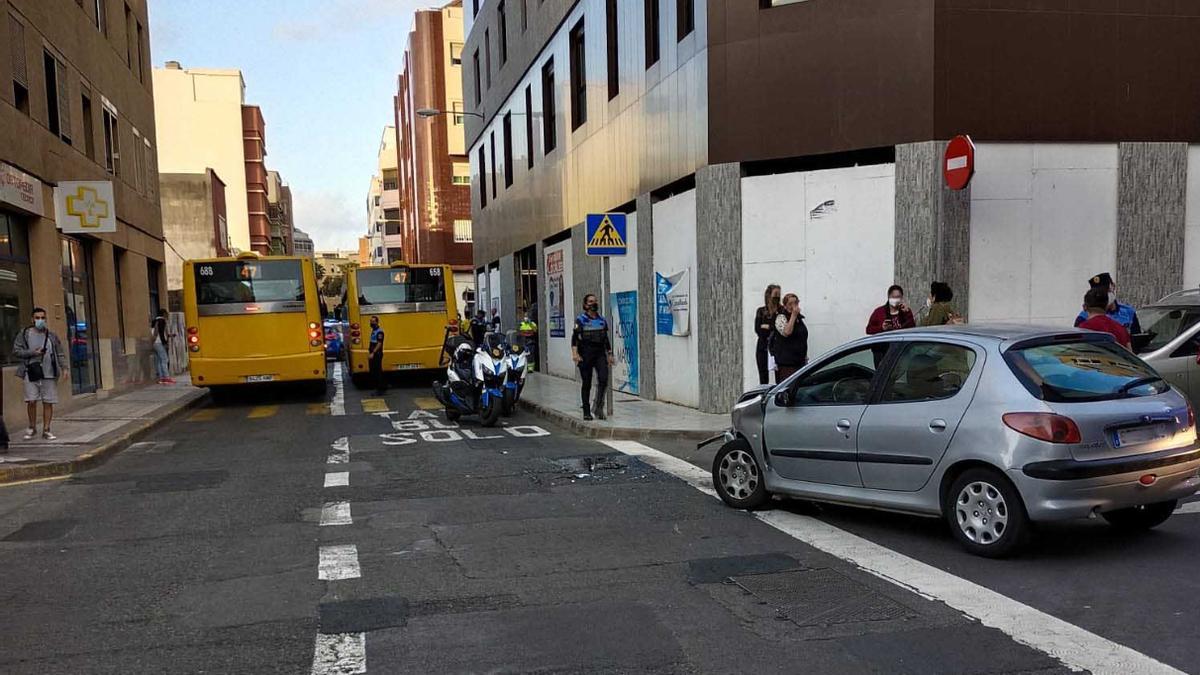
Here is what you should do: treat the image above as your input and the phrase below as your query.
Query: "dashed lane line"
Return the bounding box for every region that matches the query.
[360,398,388,414]
[187,409,220,422]
[599,439,1184,675]
[327,437,349,464]
[320,501,352,526]
[318,544,361,581]
[330,363,346,417]
[324,472,349,488]
[311,632,366,675]
[247,405,280,419]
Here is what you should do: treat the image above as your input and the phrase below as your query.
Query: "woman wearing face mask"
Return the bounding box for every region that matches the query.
[866,285,915,335]
[772,294,808,382]
[754,284,781,385]
[919,281,961,327]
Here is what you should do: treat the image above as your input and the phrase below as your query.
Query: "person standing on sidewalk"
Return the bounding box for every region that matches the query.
[13,307,65,441]
[571,294,613,421]
[919,282,961,327]
[866,285,916,334]
[368,315,386,395]
[1077,287,1131,349]
[754,285,781,385]
[151,309,176,385]
[1073,272,1141,334]
[772,294,808,382]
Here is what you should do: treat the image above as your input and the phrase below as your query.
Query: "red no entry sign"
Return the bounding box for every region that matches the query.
[944,135,975,190]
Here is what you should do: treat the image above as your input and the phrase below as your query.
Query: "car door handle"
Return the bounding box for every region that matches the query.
[929,419,948,432]
[836,419,853,432]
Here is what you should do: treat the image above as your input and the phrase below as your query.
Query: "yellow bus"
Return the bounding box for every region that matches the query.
[344,261,458,387]
[182,252,327,390]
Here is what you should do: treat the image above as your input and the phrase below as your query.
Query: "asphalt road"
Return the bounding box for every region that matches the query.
[0,366,1126,674]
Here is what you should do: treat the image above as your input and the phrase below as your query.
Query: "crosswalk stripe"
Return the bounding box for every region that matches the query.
[320,501,352,526]
[360,398,388,413]
[311,633,365,674]
[413,396,442,410]
[307,403,330,416]
[318,544,360,580]
[324,472,349,488]
[187,409,220,422]
[248,405,280,419]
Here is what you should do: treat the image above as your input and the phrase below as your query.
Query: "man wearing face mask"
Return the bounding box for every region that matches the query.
[1073,273,1141,334]
[368,315,386,396]
[571,294,613,420]
[13,307,65,441]
[866,285,916,335]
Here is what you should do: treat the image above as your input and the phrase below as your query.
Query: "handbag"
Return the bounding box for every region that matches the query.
[25,330,47,382]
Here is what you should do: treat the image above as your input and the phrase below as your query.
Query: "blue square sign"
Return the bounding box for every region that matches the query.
[585,213,627,256]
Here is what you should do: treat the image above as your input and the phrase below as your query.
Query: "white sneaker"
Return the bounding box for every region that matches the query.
[42,431,57,441]
[22,428,35,441]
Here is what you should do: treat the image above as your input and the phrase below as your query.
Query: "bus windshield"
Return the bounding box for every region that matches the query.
[195,260,305,305]
[356,267,446,305]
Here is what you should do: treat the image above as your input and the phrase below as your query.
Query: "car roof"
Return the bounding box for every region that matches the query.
[1148,288,1200,307]
[878,324,1093,345]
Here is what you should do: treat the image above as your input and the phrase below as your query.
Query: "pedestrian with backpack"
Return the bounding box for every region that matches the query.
[13,307,65,441]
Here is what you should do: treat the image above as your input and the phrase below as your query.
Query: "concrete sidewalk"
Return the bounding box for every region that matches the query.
[0,377,208,484]
[518,372,727,441]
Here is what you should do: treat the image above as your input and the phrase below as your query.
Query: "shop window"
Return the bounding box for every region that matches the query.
[0,212,33,365]
[61,237,99,394]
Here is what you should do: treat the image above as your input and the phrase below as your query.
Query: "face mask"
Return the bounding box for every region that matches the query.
[925,297,933,308]
[1108,292,1117,307]
[888,298,902,308]
[587,302,598,312]
[34,318,46,330]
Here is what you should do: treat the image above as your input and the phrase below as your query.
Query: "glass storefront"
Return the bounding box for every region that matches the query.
[61,237,100,394]
[0,211,33,364]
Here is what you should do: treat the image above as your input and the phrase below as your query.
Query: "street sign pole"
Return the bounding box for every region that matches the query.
[602,255,613,421]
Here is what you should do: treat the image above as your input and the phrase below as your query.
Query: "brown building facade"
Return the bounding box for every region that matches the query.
[0,0,169,422]
[394,0,473,273]
[241,104,270,254]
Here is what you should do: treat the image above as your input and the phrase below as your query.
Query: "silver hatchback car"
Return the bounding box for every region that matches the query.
[710,326,1200,557]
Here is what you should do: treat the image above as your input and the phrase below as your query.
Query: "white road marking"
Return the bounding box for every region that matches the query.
[318,544,361,580]
[328,437,349,464]
[311,632,366,675]
[324,472,349,488]
[1177,501,1200,515]
[947,155,969,171]
[330,363,346,416]
[599,439,1184,675]
[320,501,352,526]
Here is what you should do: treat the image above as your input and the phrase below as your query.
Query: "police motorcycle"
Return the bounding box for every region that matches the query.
[501,330,529,416]
[432,331,509,427]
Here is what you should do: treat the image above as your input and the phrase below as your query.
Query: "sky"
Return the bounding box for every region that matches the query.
[149,0,426,251]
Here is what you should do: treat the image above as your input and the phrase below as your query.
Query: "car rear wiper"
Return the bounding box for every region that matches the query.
[1117,376,1164,394]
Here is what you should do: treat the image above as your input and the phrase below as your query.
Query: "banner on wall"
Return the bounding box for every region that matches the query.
[547,250,565,337]
[655,269,690,337]
[611,291,639,395]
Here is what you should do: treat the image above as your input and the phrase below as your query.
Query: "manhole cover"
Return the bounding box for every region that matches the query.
[732,568,916,627]
[2,518,77,542]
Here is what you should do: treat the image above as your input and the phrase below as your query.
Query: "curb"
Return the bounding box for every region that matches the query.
[517,397,723,442]
[0,389,211,485]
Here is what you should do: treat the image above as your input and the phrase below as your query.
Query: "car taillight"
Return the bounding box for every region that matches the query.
[1002,413,1081,444]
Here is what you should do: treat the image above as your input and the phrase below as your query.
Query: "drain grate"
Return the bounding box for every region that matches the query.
[2,518,77,542]
[732,568,915,627]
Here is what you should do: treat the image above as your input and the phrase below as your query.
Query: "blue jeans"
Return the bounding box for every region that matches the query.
[153,342,169,379]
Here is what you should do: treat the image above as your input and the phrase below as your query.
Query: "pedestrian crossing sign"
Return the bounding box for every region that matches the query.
[586,213,627,256]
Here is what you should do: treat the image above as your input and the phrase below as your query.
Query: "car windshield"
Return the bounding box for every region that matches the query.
[1005,339,1169,402]
[1135,306,1200,354]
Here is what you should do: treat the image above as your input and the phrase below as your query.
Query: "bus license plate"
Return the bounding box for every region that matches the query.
[245,375,275,383]
[395,364,421,371]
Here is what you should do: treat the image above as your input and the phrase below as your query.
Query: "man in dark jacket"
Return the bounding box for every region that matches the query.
[571,294,613,421]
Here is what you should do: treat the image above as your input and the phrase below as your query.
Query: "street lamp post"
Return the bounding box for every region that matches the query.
[416,108,484,120]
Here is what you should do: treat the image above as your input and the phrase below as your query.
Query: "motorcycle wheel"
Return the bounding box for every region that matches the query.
[501,389,516,416]
[481,392,502,427]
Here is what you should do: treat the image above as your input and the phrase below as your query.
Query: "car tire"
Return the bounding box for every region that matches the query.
[944,468,1030,558]
[712,439,770,510]
[1102,500,1177,531]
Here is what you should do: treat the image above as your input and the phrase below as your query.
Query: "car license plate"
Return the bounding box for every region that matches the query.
[245,374,275,383]
[395,364,421,371]
[1114,424,1167,448]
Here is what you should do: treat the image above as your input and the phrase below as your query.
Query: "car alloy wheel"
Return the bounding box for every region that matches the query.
[955,480,1009,546]
[719,448,760,502]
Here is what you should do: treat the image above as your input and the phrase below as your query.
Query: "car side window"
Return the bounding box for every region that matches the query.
[790,345,883,406]
[1168,314,1200,358]
[880,342,977,403]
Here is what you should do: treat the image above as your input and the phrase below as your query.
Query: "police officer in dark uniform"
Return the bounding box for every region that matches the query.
[571,294,613,421]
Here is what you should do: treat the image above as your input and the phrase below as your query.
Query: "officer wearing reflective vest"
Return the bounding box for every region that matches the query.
[1073,272,1142,334]
[571,293,613,421]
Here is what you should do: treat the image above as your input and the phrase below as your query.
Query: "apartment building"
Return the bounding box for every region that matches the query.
[465,0,1200,412]
[160,168,228,300]
[266,169,295,255]
[366,125,401,264]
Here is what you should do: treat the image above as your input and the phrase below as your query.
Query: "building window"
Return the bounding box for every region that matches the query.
[478,145,487,208]
[472,50,482,105]
[386,247,402,263]
[382,169,398,191]
[62,237,100,394]
[101,102,119,175]
[136,20,145,82]
[112,247,125,346]
[449,42,463,66]
[452,162,471,185]
[569,20,586,130]
[524,84,534,169]
[43,50,71,144]
[502,112,513,188]
[606,0,619,100]
[454,219,473,243]
[0,212,34,365]
[489,132,497,199]
[677,0,694,40]
[451,101,465,125]
[9,15,30,117]
[645,0,660,68]
[498,1,508,66]
[123,3,134,69]
[144,138,155,198]
[520,0,528,32]
[472,0,479,16]
[94,0,106,34]
[81,90,96,160]
[383,208,400,221]
[541,58,556,153]
[130,127,142,192]
[147,259,162,321]
[484,29,492,88]
[385,222,401,236]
